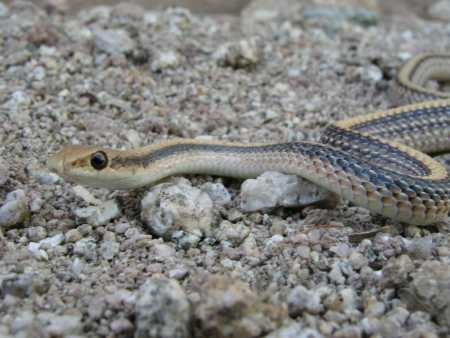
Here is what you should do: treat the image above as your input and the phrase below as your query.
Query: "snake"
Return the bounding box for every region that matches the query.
[48,53,450,225]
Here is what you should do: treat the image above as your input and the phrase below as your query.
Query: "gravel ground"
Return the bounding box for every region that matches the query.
[1,1,450,337]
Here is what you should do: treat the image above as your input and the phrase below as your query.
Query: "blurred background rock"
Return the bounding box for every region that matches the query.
[8,0,448,19]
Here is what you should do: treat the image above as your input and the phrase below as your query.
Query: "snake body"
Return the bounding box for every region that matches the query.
[48,53,450,225]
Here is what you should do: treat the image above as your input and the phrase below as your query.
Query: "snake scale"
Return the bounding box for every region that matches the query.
[48,53,450,225]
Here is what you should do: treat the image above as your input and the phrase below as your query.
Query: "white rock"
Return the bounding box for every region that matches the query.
[151,50,181,71]
[240,233,260,257]
[73,237,97,261]
[72,185,101,205]
[240,171,330,212]
[0,190,29,229]
[124,129,141,148]
[29,192,44,212]
[64,19,94,43]
[72,257,85,276]
[175,232,201,249]
[7,90,32,109]
[27,234,64,261]
[30,167,60,185]
[152,243,176,259]
[349,252,368,270]
[100,240,120,260]
[30,66,46,81]
[39,233,64,249]
[11,310,34,334]
[143,11,159,25]
[74,200,120,226]
[338,288,358,311]
[65,229,82,243]
[93,28,136,55]
[329,262,346,284]
[359,64,383,83]
[330,243,351,258]
[141,179,213,239]
[26,226,47,242]
[27,242,48,261]
[168,267,189,280]
[287,285,324,316]
[46,314,83,336]
[215,220,250,246]
[200,182,231,206]
[428,0,450,21]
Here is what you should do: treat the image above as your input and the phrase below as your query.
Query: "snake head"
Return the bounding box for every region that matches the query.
[47,144,172,189]
[47,145,125,188]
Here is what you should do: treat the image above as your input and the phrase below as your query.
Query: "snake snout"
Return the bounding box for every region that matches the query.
[47,152,64,175]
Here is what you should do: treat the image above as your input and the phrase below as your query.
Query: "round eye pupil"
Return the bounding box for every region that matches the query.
[90,151,108,170]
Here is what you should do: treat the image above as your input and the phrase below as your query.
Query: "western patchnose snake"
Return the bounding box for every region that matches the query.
[48,53,450,225]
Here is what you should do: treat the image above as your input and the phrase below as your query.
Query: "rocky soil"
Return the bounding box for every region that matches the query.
[1,0,450,337]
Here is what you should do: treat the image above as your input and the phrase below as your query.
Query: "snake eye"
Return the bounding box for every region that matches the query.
[90,151,108,170]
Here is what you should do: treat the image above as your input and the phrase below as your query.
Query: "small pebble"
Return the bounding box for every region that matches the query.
[29,192,44,212]
[358,64,383,84]
[73,237,97,261]
[10,310,34,334]
[115,222,131,234]
[200,182,231,206]
[26,226,47,242]
[135,277,191,338]
[287,285,326,316]
[93,28,136,55]
[45,314,83,336]
[74,200,120,226]
[0,190,29,229]
[213,38,262,69]
[215,220,250,246]
[65,229,82,243]
[28,242,48,261]
[110,318,134,336]
[30,167,61,185]
[168,267,189,280]
[405,236,434,260]
[240,171,330,212]
[151,50,181,72]
[151,243,176,259]
[100,239,120,260]
[381,255,414,287]
[72,185,101,205]
[349,252,368,271]
[39,233,64,249]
